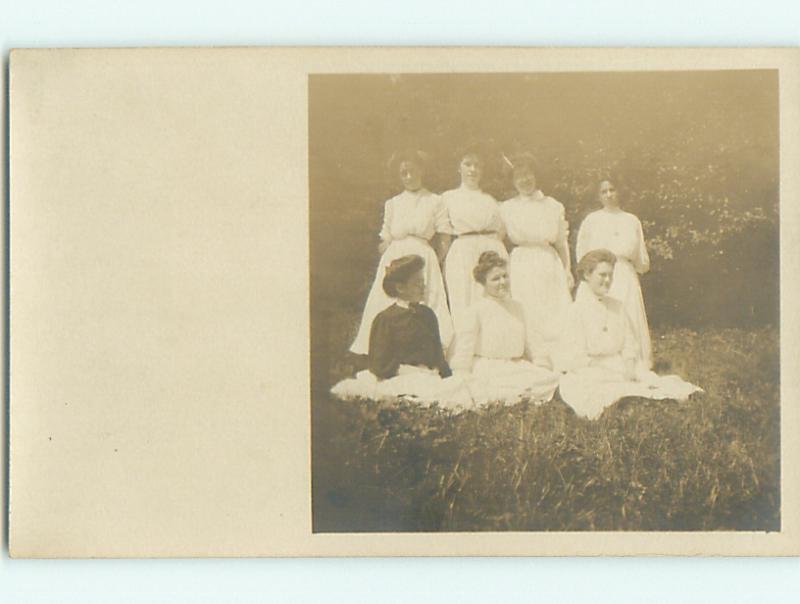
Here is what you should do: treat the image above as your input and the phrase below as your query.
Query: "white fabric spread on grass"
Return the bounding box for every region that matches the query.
[333,294,561,411]
[331,363,555,411]
[554,283,701,420]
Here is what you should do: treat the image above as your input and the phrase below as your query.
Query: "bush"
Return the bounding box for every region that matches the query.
[310,71,779,327]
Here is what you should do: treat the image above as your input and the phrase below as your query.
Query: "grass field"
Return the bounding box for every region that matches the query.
[311,324,779,532]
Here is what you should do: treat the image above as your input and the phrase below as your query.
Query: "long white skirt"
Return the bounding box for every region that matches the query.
[331,366,475,410]
[444,234,508,336]
[509,245,572,360]
[466,357,559,406]
[331,359,558,411]
[349,237,453,355]
[610,258,652,368]
[559,356,702,420]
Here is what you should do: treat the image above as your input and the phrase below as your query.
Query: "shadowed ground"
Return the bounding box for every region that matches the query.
[312,326,779,532]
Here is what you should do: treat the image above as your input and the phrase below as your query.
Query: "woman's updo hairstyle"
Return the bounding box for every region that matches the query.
[576,248,617,282]
[387,148,430,175]
[382,254,425,297]
[454,139,489,165]
[502,151,539,178]
[596,171,624,198]
[473,251,507,285]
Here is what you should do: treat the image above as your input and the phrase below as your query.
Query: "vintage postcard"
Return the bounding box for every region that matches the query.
[8,47,800,557]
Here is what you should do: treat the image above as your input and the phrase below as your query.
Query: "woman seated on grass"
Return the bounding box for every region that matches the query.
[553,248,702,420]
[331,254,468,405]
[448,251,559,405]
[332,253,552,409]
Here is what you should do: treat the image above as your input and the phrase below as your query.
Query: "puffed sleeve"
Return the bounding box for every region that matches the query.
[523,309,548,363]
[421,306,452,378]
[368,312,398,380]
[492,199,507,241]
[432,193,454,235]
[552,303,590,373]
[575,213,592,263]
[620,305,640,362]
[555,201,572,274]
[632,216,650,274]
[378,198,393,242]
[449,305,480,372]
[518,303,538,361]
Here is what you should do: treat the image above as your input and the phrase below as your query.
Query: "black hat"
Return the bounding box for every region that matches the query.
[382,254,425,297]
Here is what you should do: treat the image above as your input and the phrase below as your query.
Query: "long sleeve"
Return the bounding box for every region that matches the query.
[553,304,590,373]
[368,313,397,379]
[493,201,507,241]
[378,199,393,242]
[555,204,572,274]
[620,306,640,362]
[521,309,548,363]
[632,217,650,274]
[449,306,480,372]
[433,194,454,235]
[421,306,452,377]
[524,313,549,363]
[575,215,591,263]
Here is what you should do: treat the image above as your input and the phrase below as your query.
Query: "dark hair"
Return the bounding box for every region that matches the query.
[597,173,623,197]
[382,254,425,297]
[577,249,617,281]
[455,140,488,165]
[473,251,507,284]
[504,151,539,177]
[387,149,430,175]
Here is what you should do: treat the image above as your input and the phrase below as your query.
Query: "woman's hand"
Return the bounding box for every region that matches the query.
[623,359,639,382]
[377,240,391,255]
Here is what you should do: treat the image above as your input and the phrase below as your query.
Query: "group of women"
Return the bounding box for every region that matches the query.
[332,147,700,420]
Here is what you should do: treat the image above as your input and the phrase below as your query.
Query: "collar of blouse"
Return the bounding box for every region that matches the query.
[520,190,545,201]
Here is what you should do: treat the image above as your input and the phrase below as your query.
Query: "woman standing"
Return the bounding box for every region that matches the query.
[442,146,507,337]
[349,150,453,355]
[575,178,652,368]
[499,153,572,366]
[553,250,700,420]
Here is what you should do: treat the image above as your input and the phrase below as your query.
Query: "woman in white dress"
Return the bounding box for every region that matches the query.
[442,146,508,338]
[553,250,701,420]
[499,152,573,366]
[449,251,559,406]
[576,178,652,368]
[349,150,454,355]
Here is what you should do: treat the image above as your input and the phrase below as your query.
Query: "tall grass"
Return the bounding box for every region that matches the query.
[312,327,779,532]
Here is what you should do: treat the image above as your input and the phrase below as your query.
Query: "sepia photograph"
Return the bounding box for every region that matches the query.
[8,47,798,559]
[310,70,780,533]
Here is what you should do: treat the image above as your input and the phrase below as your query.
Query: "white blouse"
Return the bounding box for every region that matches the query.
[379,188,450,242]
[449,296,528,371]
[501,191,568,248]
[554,283,639,372]
[442,186,505,237]
[576,208,650,272]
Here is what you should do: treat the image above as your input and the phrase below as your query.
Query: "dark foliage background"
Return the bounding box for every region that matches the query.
[309,71,780,532]
[310,71,779,330]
